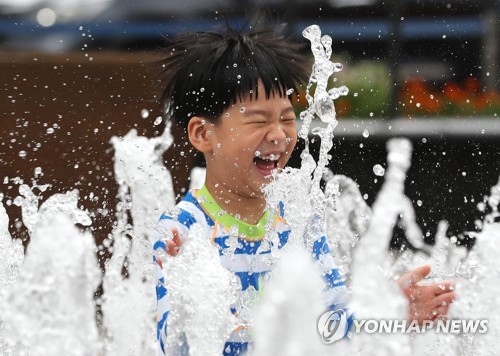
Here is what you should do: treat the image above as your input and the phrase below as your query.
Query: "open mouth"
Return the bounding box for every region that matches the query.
[253,153,280,177]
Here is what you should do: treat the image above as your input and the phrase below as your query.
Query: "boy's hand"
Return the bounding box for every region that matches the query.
[166,228,183,256]
[396,265,455,324]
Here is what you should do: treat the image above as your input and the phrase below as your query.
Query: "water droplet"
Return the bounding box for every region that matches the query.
[339,86,349,96]
[373,164,385,176]
[200,87,205,92]
[417,200,423,207]
[230,225,239,237]
[362,129,370,138]
[239,107,245,113]
[255,151,261,157]
[286,88,294,95]
[462,171,466,177]
[154,116,163,126]
[353,92,358,97]
[46,127,55,134]
[34,167,42,175]
[422,138,427,143]
[416,103,421,108]
[237,74,241,79]
[442,35,447,39]
[333,63,343,72]
[302,25,321,40]
[233,63,238,68]
[141,109,149,119]
[18,150,27,158]
[369,112,374,117]
[217,143,221,148]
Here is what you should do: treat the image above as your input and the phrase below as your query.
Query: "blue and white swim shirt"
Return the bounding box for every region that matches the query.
[153,185,354,355]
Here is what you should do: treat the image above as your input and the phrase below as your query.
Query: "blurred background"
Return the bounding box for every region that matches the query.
[1,1,499,256]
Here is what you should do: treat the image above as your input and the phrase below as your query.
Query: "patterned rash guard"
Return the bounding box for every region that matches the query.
[153,185,354,355]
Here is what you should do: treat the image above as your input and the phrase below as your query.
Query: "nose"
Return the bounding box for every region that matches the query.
[266,123,287,144]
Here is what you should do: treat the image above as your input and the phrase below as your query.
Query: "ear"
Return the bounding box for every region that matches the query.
[187,116,213,153]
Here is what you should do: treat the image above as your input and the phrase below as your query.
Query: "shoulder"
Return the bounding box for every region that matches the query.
[156,190,212,237]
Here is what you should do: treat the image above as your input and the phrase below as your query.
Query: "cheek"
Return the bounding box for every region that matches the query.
[285,129,298,152]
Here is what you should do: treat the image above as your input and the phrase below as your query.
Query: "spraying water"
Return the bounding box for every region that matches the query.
[1,24,499,356]
[1,189,100,355]
[450,177,500,356]
[102,123,175,355]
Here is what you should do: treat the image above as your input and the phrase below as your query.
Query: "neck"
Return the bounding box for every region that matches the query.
[203,178,267,225]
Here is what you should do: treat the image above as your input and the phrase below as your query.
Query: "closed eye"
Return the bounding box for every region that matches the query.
[246,120,267,125]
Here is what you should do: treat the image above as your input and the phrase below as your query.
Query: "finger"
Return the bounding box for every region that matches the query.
[398,265,431,291]
[432,291,455,309]
[155,255,163,269]
[172,228,183,247]
[431,281,455,296]
[167,240,179,256]
[431,305,449,320]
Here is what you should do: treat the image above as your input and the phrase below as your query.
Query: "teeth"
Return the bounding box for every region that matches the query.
[260,153,281,161]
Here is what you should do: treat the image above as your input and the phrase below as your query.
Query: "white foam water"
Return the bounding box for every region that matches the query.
[1,23,499,356]
[450,178,500,356]
[102,123,176,355]
[1,189,100,356]
[163,223,239,355]
[348,138,414,355]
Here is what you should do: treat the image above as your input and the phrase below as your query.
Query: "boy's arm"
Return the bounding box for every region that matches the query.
[153,210,198,355]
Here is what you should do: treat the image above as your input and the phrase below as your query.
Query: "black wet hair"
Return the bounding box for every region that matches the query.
[157,24,310,130]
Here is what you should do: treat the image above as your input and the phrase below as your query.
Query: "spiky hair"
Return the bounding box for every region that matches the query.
[156,24,309,130]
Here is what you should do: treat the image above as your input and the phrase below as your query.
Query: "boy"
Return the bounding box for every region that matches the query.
[153,25,455,355]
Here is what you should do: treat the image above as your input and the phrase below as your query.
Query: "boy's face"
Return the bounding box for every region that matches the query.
[204,82,297,198]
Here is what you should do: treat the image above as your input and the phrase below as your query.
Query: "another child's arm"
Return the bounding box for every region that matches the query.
[396,264,455,323]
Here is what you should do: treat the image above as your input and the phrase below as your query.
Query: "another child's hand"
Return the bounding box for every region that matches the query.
[396,264,455,324]
[166,228,183,256]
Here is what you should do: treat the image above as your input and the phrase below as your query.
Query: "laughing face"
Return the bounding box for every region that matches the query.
[201,82,298,199]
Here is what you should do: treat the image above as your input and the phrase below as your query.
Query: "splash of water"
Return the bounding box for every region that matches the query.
[0,201,24,287]
[348,138,414,355]
[102,123,175,355]
[253,245,327,356]
[163,223,239,355]
[324,173,372,281]
[1,189,100,355]
[2,23,499,356]
[450,177,500,356]
[256,24,351,354]
[0,200,24,356]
